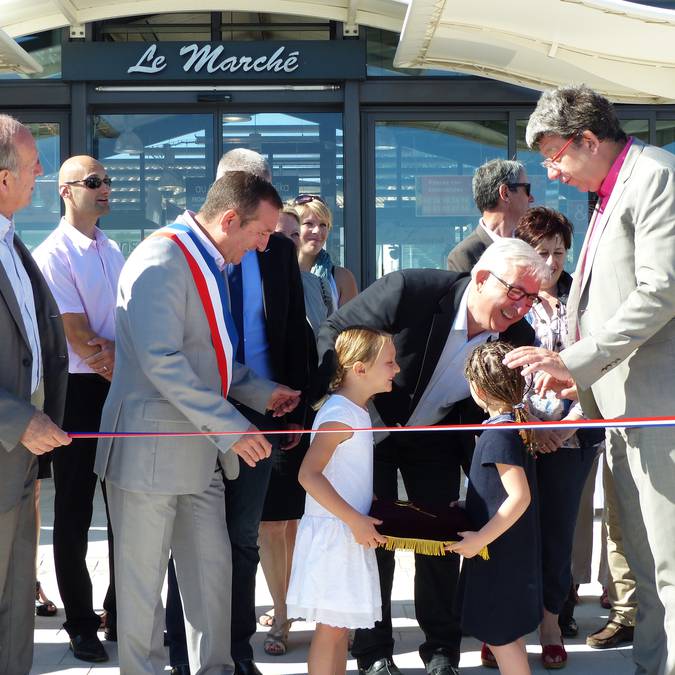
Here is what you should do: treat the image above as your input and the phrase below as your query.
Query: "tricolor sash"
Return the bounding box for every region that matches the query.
[152,222,238,398]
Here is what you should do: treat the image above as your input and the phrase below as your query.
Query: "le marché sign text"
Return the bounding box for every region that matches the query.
[62,41,366,81]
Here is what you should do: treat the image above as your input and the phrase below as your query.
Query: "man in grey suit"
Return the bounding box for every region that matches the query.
[95,171,300,675]
[0,114,71,674]
[447,158,533,272]
[506,85,675,675]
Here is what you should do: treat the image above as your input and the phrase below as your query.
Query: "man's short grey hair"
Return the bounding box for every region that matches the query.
[472,159,524,213]
[525,85,627,150]
[0,114,27,174]
[217,148,271,181]
[472,238,550,284]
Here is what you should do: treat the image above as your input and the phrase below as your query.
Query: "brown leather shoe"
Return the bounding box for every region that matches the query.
[586,620,634,649]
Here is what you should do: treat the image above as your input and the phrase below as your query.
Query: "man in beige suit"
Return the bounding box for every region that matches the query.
[0,114,71,674]
[506,86,675,675]
[95,171,300,675]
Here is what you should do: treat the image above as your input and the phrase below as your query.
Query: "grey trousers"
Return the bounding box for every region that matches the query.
[606,427,675,675]
[108,471,232,675]
[0,471,37,675]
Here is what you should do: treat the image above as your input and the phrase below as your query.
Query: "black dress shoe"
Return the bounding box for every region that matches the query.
[234,659,263,675]
[358,657,404,675]
[425,656,459,675]
[170,666,191,675]
[69,634,109,662]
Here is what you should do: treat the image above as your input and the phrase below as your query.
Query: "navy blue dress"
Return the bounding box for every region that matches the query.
[460,414,542,645]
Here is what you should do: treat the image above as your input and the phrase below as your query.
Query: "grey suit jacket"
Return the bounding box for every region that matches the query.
[0,235,68,513]
[446,223,493,272]
[563,140,675,419]
[95,234,276,494]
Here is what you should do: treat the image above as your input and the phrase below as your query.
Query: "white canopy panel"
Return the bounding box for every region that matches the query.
[0,0,407,38]
[394,0,675,103]
[0,28,43,73]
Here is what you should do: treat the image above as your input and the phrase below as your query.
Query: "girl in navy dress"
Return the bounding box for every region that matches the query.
[446,341,542,675]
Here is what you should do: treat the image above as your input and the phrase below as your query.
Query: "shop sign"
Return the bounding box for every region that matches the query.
[62,41,366,81]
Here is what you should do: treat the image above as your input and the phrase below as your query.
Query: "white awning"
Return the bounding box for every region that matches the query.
[0,28,43,73]
[394,0,675,104]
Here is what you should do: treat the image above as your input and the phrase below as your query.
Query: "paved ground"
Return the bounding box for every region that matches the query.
[32,480,635,674]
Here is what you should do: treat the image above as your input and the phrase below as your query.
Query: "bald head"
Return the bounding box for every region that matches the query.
[59,155,111,232]
[59,155,106,185]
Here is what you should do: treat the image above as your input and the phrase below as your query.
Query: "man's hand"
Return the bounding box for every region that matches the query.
[266,386,301,417]
[444,531,486,559]
[231,426,272,468]
[20,411,72,455]
[503,346,572,381]
[85,337,115,381]
[281,422,303,451]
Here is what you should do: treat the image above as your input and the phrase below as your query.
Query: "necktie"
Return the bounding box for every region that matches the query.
[227,263,245,363]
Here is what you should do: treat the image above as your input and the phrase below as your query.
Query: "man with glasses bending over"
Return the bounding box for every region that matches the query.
[33,156,123,663]
[505,85,675,675]
[318,238,546,675]
[447,159,534,272]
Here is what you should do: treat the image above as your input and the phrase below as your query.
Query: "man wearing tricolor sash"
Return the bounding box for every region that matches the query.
[95,171,300,675]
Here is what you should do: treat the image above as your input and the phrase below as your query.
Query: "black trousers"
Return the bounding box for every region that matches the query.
[352,432,464,669]
[165,407,277,665]
[53,373,116,638]
[537,445,598,614]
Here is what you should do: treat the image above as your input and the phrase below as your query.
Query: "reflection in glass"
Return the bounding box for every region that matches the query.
[374,120,507,276]
[656,120,675,153]
[221,112,345,264]
[93,114,214,258]
[0,30,61,80]
[14,123,61,249]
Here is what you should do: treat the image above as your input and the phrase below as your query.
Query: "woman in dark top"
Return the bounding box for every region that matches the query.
[447,342,542,675]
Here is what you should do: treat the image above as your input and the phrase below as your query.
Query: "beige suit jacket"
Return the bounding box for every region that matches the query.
[563,140,675,419]
[95,234,275,495]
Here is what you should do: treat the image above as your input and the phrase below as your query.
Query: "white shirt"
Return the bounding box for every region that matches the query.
[407,285,498,427]
[33,217,125,374]
[0,214,42,393]
[479,219,502,243]
[175,210,225,271]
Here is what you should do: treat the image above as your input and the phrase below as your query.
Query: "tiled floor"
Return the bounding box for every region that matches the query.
[32,480,635,674]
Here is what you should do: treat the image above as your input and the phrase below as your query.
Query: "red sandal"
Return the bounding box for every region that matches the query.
[542,642,567,669]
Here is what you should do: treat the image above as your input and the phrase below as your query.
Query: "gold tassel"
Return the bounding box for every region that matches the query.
[380,536,489,560]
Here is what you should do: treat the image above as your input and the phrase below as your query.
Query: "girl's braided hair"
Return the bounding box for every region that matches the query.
[464,341,534,451]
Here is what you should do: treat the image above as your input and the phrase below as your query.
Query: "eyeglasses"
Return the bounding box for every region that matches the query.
[63,175,112,189]
[489,271,541,306]
[293,193,326,206]
[507,182,531,197]
[541,134,578,170]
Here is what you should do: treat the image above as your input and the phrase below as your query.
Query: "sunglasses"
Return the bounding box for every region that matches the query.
[64,175,112,189]
[489,272,541,306]
[507,182,531,197]
[293,193,326,206]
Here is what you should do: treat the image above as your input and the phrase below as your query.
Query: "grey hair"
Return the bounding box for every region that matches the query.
[472,237,551,284]
[0,114,27,173]
[472,159,524,213]
[217,148,271,181]
[525,85,627,149]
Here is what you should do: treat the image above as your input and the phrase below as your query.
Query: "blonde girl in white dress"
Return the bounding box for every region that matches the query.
[287,327,400,675]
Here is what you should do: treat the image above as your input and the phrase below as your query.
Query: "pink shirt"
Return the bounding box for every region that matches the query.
[33,218,125,374]
[579,137,634,287]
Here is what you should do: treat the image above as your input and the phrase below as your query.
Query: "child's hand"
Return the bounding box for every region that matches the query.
[444,531,485,558]
[349,514,388,549]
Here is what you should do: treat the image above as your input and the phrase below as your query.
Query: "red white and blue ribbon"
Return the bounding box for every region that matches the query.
[70,415,675,439]
[152,222,237,398]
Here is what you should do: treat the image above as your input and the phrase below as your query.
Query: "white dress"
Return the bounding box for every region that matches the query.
[286,394,382,628]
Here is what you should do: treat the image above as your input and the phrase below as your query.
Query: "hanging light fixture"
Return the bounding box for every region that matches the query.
[114,128,144,155]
